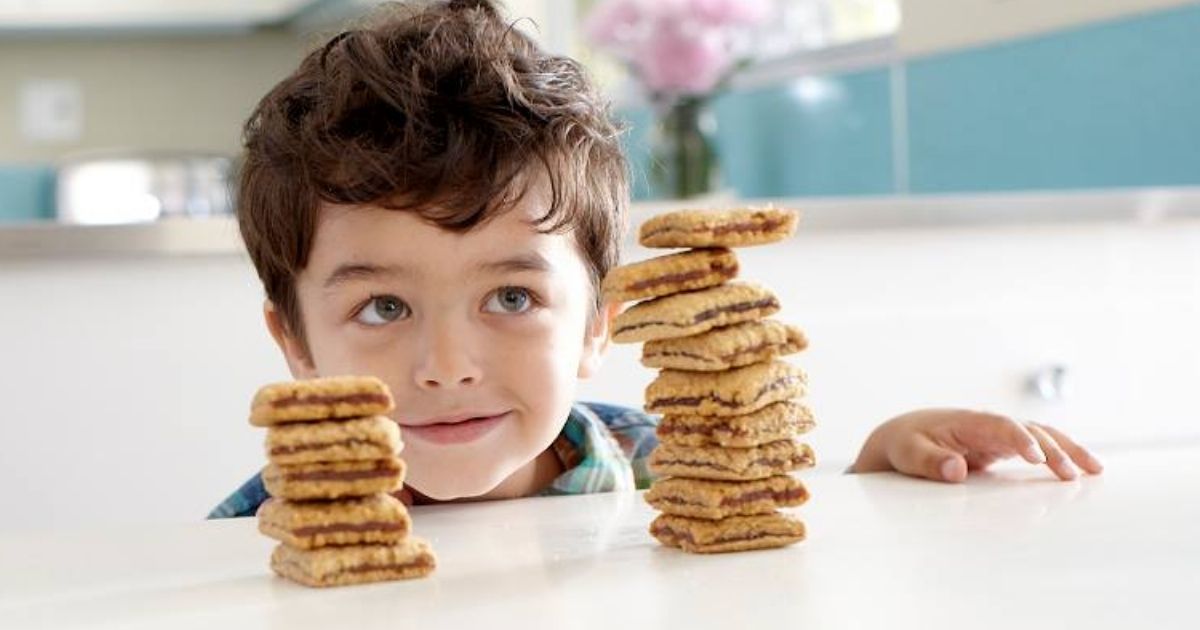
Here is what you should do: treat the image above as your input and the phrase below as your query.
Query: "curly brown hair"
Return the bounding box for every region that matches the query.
[236,0,628,346]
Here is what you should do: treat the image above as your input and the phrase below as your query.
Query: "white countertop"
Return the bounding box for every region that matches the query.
[2,443,1195,630]
[6,187,1200,259]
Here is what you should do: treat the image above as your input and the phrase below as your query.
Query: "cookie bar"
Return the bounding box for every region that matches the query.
[258,494,411,549]
[644,475,808,520]
[612,282,780,344]
[656,400,815,448]
[648,438,816,481]
[645,360,806,417]
[639,207,798,249]
[250,375,394,426]
[270,537,437,587]
[263,458,405,500]
[265,415,402,465]
[642,319,807,371]
[601,248,738,304]
[650,512,806,553]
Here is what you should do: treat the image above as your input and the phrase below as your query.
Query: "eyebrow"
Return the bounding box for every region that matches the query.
[322,263,409,290]
[322,252,552,289]
[476,251,553,275]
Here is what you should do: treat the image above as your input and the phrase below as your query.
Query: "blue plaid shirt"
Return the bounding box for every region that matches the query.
[208,401,659,519]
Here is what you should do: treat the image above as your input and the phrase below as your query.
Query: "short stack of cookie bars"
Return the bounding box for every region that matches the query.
[249,376,436,587]
[604,207,816,553]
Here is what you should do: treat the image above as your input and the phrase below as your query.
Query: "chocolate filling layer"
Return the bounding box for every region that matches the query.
[271,393,390,409]
[627,265,732,291]
[659,423,757,438]
[659,457,795,472]
[286,462,400,483]
[292,521,406,537]
[721,488,806,506]
[655,488,806,508]
[614,298,777,336]
[646,350,715,363]
[693,298,778,324]
[642,218,785,240]
[345,558,434,574]
[650,375,798,409]
[270,438,381,456]
[651,526,781,546]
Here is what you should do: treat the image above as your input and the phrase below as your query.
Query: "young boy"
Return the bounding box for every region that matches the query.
[210,0,1100,518]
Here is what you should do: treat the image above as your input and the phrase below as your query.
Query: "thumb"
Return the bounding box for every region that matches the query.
[390,485,415,506]
[891,433,968,483]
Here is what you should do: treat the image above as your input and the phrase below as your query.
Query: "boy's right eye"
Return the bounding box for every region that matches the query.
[354,295,411,326]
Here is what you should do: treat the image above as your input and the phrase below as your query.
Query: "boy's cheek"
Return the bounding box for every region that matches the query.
[302,329,400,387]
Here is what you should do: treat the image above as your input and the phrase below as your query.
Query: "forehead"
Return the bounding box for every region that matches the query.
[304,187,580,281]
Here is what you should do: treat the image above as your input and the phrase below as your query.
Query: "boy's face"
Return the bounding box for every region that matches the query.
[266,176,613,500]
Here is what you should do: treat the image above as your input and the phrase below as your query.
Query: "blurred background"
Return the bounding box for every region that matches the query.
[1,0,1198,529]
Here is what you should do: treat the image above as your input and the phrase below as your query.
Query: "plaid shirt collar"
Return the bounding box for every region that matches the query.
[538,402,637,495]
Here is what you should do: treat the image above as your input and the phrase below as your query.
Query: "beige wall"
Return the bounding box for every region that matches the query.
[899,0,1198,56]
[0,32,310,162]
[0,0,570,165]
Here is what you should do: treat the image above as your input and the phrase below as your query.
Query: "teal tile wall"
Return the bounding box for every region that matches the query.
[713,69,894,198]
[620,68,894,200]
[0,165,55,223]
[906,3,1200,192]
[622,3,1200,198]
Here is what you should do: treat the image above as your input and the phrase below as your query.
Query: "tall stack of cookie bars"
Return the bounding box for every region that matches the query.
[249,376,436,587]
[603,207,816,554]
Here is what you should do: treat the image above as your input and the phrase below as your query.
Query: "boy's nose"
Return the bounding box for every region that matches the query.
[413,322,482,390]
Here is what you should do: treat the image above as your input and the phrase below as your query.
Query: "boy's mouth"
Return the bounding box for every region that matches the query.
[397,411,510,446]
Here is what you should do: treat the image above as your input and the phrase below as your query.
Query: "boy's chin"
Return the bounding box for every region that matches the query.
[405,466,513,502]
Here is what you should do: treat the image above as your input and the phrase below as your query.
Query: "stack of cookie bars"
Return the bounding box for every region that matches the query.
[249,376,437,586]
[604,207,816,553]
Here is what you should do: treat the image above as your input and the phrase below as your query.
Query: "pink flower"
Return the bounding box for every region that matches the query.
[633,21,730,96]
[585,0,768,98]
[686,0,771,26]
[583,0,645,48]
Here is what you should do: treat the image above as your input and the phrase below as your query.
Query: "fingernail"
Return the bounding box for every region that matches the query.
[940,458,964,481]
[1025,444,1046,464]
[1062,462,1079,480]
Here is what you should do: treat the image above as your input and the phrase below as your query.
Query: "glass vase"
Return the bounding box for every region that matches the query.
[649,96,720,199]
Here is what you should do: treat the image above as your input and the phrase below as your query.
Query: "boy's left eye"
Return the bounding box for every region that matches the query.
[484,286,535,314]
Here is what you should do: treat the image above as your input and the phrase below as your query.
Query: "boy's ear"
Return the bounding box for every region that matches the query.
[263,300,318,379]
[578,300,623,379]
